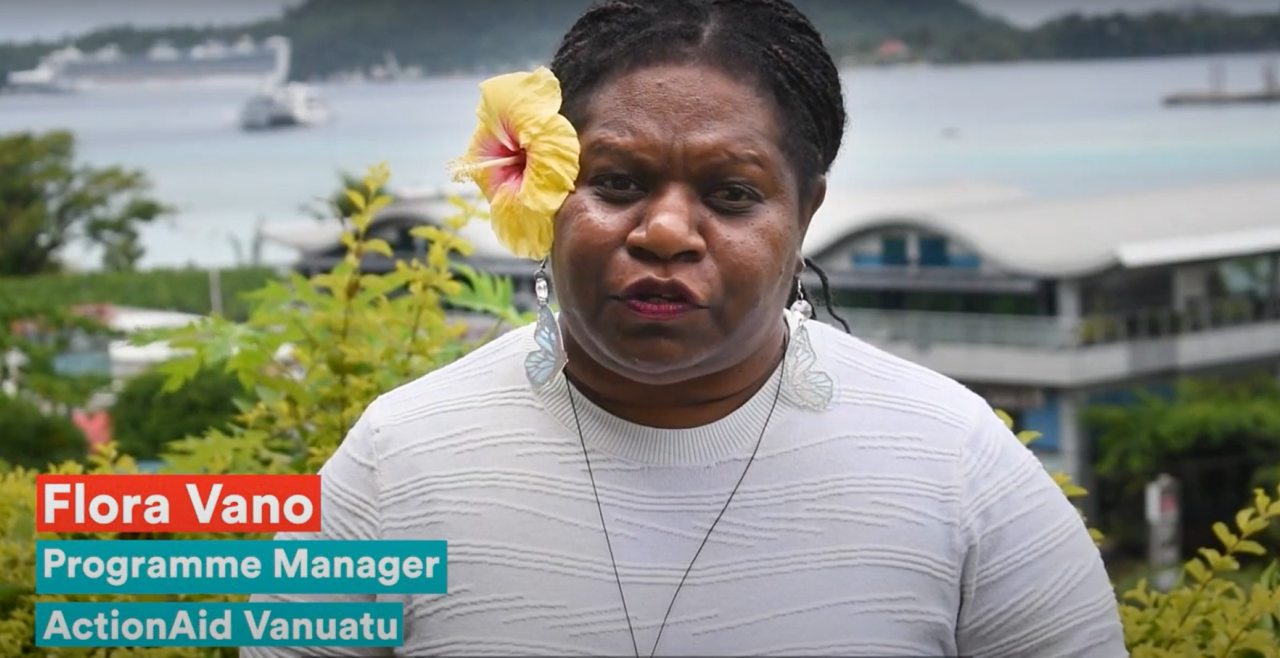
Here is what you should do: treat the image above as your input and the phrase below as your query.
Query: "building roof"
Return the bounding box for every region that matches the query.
[805,175,1280,279]
[801,180,1029,260]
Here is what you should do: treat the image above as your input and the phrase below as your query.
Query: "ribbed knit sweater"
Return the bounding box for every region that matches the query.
[244,312,1127,657]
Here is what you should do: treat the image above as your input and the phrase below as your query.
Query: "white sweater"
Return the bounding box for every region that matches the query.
[245,314,1127,657]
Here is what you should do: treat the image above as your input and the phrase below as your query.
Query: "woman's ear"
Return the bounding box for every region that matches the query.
[798,175,827,238]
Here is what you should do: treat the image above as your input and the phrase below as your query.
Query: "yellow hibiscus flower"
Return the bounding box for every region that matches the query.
[448,67,580,261]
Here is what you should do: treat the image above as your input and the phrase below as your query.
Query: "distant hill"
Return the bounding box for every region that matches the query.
[257,0,1008,78]
[0,0,1006,83]
[1,0,1278,86]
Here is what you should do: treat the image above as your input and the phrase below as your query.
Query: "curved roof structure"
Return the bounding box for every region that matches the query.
[805,175,1280,279]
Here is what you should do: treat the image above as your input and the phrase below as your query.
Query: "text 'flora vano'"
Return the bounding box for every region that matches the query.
[35,474,322,533]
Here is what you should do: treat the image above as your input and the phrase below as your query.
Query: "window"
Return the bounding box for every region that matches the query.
[918,237,950,267]
[882,236,908,265]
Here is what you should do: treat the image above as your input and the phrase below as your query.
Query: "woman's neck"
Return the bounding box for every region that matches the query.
[561,324,788,429]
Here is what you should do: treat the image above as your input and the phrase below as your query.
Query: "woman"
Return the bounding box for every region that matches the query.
[247,0,1127,656]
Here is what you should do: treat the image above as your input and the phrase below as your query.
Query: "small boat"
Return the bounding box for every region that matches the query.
[1163,90,1280,107]
[239,83,331,131]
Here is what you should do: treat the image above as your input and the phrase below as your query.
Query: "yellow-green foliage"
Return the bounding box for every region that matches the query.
[142,164,529,477]
[998,410,1280,658]
[0,448,250,658]
[0,165,527,657]
[1,166,1278,656]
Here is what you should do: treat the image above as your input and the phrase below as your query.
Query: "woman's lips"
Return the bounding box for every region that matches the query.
[615,276,705,321]
[622,297,698,320]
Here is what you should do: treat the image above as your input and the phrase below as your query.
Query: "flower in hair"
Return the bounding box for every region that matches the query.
[447,67,580,261]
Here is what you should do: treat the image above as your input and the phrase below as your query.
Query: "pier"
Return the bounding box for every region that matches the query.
[1164,61,1279,107]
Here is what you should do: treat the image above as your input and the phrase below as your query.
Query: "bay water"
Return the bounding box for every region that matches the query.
[0,52,1277,270]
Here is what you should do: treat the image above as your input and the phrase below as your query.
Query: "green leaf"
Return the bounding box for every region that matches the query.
[363,238,394,258]
[367,195,392,217]
[255,385,285,406]
[1061,483,1088,498]
[1234,539,1266,555]
[445,265,520,321]
[1213,521,1237,549]
[1185,558,1211,584]
[158,356,202,392]
[1236,508,1255,533]
[344,190,367,212]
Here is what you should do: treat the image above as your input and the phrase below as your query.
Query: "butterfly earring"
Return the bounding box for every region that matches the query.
[524,260,567,390]
[784,275,835,411]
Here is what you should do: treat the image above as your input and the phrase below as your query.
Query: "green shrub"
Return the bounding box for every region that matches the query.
[1088,376,1280,557]
[0,164,527,657]
[0,395,88,470]
[1004,412,1280,658]
[110,365,243,461]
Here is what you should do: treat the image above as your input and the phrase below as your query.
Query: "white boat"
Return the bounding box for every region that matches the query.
[239,83,331,131]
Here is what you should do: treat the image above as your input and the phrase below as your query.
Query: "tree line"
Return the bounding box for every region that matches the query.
[2,0,1277,86]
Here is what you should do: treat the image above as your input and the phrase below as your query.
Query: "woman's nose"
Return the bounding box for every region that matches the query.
[624,187,706,263]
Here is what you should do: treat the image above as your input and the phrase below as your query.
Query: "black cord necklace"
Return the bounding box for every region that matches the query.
[565,341,786,658]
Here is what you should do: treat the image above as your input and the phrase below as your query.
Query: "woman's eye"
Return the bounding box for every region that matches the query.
[593,175,643,200]
[708,185,760,209]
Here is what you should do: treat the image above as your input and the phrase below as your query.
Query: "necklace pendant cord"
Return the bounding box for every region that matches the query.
[567,338,788,658]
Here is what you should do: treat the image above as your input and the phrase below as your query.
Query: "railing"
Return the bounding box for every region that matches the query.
[827,295,1280,350]
[831,308,1074,349]
[1078,295,1280,346]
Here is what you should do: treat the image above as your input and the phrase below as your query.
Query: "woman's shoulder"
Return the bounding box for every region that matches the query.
[366,321,538,424]
[805,319,1069,520]
[805,320,994,440]
[805,321,1063,509]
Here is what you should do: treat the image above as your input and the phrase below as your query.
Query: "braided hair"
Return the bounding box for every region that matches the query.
[549,0,852,331]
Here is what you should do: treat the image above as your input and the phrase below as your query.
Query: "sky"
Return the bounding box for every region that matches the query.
[0,0,1277,42]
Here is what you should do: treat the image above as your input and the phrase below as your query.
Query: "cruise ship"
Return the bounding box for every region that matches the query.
[5,35,290,92]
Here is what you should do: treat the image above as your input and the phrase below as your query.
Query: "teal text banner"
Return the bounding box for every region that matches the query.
[36,602,403,647]
[37,539,447,595]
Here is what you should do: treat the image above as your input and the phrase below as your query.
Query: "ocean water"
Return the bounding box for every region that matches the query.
[0,52,1278,270]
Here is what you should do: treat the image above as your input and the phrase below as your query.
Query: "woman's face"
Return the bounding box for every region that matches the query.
[551,62,824,386]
